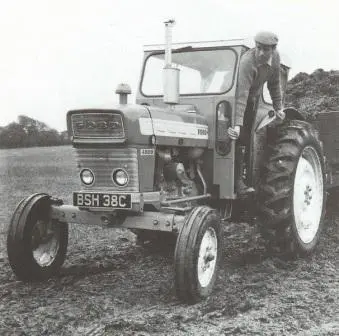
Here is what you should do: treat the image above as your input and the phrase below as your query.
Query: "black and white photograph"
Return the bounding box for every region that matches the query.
[0,0,338,335]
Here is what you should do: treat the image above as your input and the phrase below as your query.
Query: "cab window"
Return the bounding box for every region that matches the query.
[141,48,237,96]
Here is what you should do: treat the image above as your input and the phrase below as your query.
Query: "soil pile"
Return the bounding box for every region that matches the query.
[285,69,339,119]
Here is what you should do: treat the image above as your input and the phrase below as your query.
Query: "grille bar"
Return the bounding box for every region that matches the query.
[75,147,139,191]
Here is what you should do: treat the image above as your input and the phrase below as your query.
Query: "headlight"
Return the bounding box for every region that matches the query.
[113,169,129,186]
[80,169,94,185]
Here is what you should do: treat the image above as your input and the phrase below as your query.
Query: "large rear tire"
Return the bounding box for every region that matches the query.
[174,206,222,303]
[7,193,68,280]
[258,120,326,256]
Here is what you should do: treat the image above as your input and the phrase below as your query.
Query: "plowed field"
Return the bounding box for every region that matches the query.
[0,146,338,335]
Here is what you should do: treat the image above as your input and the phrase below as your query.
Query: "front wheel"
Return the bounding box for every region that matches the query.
[174,206,222,303]
[258,120,326,256]
[7,193,68,281]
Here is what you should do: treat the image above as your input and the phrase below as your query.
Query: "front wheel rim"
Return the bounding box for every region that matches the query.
[31,219,60,267]
[197,227,218,287]
[293,146,323,244]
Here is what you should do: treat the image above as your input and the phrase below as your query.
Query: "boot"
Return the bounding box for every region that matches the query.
[236,146,255,197]
[236,178,255,196]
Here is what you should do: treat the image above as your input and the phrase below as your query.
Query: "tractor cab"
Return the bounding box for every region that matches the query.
[136,37,291,198]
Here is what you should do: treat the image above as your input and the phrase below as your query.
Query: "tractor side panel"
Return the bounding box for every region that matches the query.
[213,155,235,198]
[137,146,156,192]
[314,111,339,188]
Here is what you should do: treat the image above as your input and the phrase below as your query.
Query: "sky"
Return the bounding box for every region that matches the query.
[1,0,338,131]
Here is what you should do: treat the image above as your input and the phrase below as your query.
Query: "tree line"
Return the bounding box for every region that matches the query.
[0,115,71,149]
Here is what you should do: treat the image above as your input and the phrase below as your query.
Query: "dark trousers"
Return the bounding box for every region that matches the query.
[239,95,259,146]
[236,95,259,185]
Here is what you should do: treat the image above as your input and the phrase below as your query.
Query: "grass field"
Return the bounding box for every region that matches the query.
[0,145,78,252]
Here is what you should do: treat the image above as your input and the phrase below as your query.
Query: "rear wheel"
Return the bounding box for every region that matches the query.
[7,193,68,280]
[258,120,326,255]
[174,206,222,303]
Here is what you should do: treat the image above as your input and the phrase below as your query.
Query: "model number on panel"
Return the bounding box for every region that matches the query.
[198,128,208,136]
[140,149,155,156]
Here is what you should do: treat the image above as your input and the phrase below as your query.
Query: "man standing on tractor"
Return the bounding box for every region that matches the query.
[228,31,286,195]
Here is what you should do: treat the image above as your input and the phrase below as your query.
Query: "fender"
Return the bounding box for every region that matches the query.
[283,107,305,121]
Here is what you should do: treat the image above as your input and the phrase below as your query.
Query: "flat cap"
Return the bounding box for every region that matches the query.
[254,31,279,46]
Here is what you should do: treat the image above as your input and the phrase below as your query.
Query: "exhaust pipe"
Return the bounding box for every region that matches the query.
[164,19,175,66]
[163,19,179,105]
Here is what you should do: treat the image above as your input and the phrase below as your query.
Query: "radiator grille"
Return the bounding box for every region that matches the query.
[71,113,124,138]
[75,147,139,191]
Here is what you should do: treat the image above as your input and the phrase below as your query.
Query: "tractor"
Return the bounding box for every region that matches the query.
[7,21,335,303]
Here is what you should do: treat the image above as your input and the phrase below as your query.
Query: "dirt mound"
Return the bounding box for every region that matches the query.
[285,69,339,119]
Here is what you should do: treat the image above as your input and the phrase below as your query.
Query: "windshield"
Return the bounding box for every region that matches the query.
[141,48,237,96]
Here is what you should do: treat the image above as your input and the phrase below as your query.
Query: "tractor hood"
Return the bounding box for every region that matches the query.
[142,105,209,147]
[67,104,151,145]
[67,104,209,147]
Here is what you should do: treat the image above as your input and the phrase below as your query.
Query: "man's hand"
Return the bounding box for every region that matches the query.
[275,109,286,120]
[227,125,241,140]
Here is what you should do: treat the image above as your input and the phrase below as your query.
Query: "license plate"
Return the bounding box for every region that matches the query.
[73,192,132,209]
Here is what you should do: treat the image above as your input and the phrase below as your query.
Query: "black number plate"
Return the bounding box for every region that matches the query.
[73,192,132,209]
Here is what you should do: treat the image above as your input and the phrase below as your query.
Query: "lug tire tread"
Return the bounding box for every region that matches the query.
[258,120,326,256]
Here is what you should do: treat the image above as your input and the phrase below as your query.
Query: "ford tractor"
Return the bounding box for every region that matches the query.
[7,21,336,303]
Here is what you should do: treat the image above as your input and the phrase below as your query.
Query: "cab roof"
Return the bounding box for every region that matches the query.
[143,39,291,68]
[143,39,252,51]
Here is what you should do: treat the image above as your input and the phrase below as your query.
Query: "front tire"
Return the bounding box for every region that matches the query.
[174,206,222,303]
[7,193,68,280]
[258,120,326,256]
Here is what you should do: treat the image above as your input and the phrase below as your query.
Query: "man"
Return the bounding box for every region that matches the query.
[228,31,285,195]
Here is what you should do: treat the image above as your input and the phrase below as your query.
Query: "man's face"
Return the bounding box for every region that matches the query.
[255,43,275,64]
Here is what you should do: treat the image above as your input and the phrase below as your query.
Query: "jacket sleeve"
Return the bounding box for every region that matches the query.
[267,52,283,111]
[235,54,255,126]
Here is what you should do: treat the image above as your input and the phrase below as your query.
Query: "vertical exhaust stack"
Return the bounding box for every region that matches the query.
[163,19,179,105]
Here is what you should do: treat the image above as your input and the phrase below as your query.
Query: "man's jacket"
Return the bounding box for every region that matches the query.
[235,48,282,126]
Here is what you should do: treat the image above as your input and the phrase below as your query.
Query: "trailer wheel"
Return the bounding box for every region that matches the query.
[258,120,326,256]
[7,193,68,281]
[174,206,222,303]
